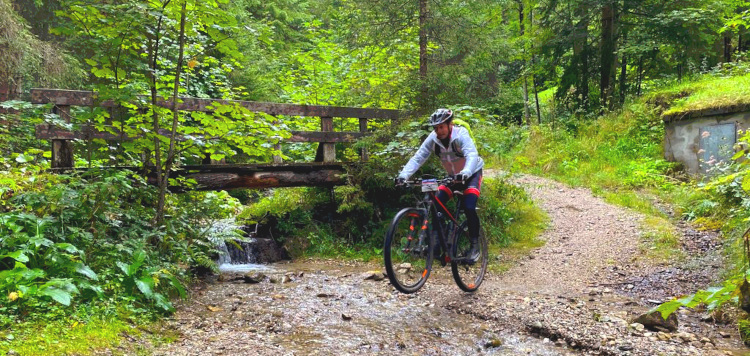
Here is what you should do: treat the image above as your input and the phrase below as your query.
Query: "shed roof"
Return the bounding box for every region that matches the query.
[662,103,750,123]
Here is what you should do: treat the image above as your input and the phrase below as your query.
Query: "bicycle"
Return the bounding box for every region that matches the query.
[383,175,489,293]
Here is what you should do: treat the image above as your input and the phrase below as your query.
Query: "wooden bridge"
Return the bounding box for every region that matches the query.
[30,88,402,190]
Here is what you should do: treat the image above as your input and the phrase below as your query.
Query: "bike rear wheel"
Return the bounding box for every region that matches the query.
[384,208,434,293]
[451,223,488,292]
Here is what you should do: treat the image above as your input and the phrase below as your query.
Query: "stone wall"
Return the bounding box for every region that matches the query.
[664,110,750,174]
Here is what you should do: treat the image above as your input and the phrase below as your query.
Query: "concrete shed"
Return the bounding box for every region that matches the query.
[663,104,750,175]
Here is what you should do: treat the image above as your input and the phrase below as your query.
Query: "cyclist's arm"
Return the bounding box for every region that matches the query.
[397,133,436,180]
[456,129,482,177]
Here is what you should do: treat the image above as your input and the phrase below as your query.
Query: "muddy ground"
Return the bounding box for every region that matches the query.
[146,174,747,356]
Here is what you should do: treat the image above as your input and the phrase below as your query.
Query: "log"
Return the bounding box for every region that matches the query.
[150,168,345,190]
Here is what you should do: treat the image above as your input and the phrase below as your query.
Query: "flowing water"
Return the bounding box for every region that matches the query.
[161,260,565,355]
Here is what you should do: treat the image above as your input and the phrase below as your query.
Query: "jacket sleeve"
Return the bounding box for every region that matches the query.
[457,130,481,176]
[398,134,435,180]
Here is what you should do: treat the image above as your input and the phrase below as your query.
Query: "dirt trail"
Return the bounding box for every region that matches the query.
[491,174,644,295]
[148,173,746,356]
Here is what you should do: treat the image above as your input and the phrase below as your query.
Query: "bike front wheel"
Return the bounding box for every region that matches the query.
[384,208,434,294]
[451,223,488,292]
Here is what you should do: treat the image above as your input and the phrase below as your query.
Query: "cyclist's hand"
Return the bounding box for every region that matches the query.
[394,177,406,186]
[454,173,468,184]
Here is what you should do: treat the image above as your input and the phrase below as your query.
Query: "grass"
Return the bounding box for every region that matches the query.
[2,316,175,356]
[599,189,666,217]
[487,180,548,273]
[653,73,750,117]
[640,216,683,263]
[489,77,746,266]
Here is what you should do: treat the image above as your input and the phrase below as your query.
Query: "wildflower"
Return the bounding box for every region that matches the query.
[8,292,18,301]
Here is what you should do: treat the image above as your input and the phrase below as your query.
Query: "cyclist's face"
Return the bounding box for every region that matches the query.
[434,122,452,140]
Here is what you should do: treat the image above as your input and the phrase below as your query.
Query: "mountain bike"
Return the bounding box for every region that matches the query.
[383,175,489,293]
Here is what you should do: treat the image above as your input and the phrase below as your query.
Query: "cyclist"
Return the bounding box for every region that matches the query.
[395,108,484,261]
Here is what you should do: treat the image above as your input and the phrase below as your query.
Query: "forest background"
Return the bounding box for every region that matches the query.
[2,0,750,353]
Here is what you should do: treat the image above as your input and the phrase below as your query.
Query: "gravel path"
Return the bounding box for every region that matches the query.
[145,173,746,356]
[492,174,644,295]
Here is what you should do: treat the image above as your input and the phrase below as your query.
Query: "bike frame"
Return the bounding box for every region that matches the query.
[411,179,465,263]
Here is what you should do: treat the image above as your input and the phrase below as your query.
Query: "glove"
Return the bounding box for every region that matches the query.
[394,177,406,186]
[454,173,468,185]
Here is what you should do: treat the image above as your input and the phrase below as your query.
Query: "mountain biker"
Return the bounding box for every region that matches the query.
[395,108,484,261]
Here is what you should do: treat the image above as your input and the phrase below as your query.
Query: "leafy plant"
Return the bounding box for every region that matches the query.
[115,250,185,312]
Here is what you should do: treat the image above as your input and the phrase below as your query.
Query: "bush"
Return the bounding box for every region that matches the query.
[0,169,242,325]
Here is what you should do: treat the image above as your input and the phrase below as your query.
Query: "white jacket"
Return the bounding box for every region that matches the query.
[397,126,484,179]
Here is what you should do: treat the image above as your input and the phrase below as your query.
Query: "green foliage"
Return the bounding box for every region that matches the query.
[0,169,241,327]
[500,101,678,193]
[654,277,740,319]
[0,0,83,93]
[278,19,417,108]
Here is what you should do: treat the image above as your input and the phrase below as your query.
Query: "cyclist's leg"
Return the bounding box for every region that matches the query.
[462,170,483,260]
[432,187,452,255]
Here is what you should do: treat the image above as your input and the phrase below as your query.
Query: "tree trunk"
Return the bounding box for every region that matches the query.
[418,0,428,110]
[619,52,627,104]
[522,78,531,125]
[740,32,747,54]
[519,1,530,125]
[159,1,188,223]
[600,3,616,110]
[619,31,627,105]
[529,7,541,124]
[637,55,643,96]
[150,17,165,226]
[573,3,589,110]
[725,33,732,63]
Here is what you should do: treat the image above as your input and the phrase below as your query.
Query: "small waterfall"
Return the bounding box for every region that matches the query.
[224,238,259,264]
[208,218,281,273]
[216,240,232,265]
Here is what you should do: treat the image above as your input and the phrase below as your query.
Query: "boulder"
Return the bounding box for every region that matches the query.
[632,311,678,332]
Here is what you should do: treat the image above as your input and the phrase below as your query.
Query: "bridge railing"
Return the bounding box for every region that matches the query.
[30,88,402,169]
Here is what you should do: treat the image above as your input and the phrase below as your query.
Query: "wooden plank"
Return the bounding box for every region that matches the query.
[51,105,73,168]
[359,118,369,161]
[30,88,401,120]
[316,116,335,163]
[36,125,366,143]
[287,131,365,143]
[36,125,191,141]
[272,116,283,164]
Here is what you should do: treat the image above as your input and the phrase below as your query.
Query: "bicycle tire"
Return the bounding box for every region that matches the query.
[451,222,488,292]
[384,207,434,293]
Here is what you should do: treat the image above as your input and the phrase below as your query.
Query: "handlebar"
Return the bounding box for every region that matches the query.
[397,176,455,187]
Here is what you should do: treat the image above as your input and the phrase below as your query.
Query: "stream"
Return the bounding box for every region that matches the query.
[157,260,564,355]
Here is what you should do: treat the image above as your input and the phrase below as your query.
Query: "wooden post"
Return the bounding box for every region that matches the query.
[272,116,283,164]
[359,118,368,161]
[315,116,335,162]
[51,105,74,169]
[202,153,226,165]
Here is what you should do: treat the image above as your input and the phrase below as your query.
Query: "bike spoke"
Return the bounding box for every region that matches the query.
[384,208,433,294]
[451,224,488,292]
